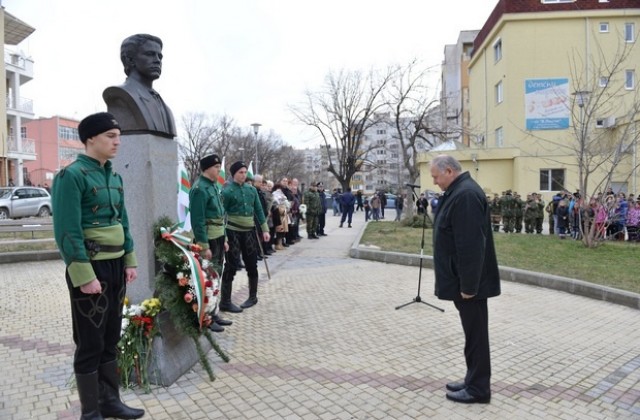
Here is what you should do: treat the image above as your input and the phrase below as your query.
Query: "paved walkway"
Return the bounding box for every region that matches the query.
[1,211,639,419]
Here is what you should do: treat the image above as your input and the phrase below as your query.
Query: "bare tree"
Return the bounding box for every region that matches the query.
[291,68,394,190]
[178,113,237,182]
[384,60,441,186]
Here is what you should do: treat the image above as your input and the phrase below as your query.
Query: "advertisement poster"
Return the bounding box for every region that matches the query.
[525,78,570,130]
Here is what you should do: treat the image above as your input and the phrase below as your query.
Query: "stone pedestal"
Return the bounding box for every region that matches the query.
[113,134,210,386]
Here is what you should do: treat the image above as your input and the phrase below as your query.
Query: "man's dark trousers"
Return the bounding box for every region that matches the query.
[454,299,491,399]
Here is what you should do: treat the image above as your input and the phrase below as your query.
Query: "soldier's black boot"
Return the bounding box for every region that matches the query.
[76,372,104,420]
[240,276,259,309]
[218,278,243,313]
[98,361,144,419]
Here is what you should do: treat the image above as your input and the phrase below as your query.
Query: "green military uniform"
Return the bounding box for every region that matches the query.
[500,191,516,233]
[513,194,524,233]
[303,186,321,239]
[533,194,545,234]
[190,174,225,256]
[490,194,502,232]
[53,154,137,287]
[523,195,536,234]
[220,171,269,312]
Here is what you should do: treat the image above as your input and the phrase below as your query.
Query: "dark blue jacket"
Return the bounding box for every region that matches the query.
[341,191,356,209]
[432,172,501,301]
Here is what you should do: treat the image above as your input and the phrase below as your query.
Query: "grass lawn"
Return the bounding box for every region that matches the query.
[360,220,640,294]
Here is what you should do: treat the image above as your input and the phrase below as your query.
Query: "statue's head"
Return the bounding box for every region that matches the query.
[120,34,164,77]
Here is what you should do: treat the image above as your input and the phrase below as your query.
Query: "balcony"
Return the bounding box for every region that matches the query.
[7,136,36,158]
[6,95,34,114]
[4,51,34,83]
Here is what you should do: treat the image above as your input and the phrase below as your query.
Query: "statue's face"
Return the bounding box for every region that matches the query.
[133,40,163,80]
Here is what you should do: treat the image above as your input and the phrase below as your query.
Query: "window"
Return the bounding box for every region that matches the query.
[539,169,565,191]
[58,125,80,141]
[625,23,635,43]
[493,39,502,62]
[376,129,386,135]
[495,127,504,147]
[599,22,609,33]
[599,76,609,87]
[495,81,503,104]
[625,70,635,90]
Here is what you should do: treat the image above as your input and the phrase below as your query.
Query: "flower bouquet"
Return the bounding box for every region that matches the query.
[153,216,229,381]
[118,297,162,390]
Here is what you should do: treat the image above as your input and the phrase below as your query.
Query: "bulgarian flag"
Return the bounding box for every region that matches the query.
[177,162,192,232]
[247,161,255,180]
[217,156,226,186]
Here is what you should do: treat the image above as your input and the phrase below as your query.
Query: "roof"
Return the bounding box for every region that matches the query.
[4,10,35,45]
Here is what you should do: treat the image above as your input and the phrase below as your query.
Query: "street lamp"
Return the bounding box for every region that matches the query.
[238,147,245,162]
[251,123,261,173]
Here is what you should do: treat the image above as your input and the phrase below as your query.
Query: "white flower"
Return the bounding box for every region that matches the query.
[121,318,130,333]
[177,272,185,280]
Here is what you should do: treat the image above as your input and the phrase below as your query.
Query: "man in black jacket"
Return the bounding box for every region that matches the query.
[430,155,501,404]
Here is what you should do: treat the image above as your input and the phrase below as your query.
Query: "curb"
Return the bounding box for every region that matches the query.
[349,222,640,310]
[0,250,61,264]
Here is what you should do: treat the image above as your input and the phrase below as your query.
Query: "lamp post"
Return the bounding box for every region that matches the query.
[251,123,261,174]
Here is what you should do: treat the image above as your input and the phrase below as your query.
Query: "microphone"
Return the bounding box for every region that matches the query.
[405,183,421,189]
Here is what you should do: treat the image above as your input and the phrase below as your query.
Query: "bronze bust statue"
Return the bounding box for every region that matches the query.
[103,34,176,139]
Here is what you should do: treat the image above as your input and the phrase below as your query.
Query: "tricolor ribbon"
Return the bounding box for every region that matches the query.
[160,226,207,329]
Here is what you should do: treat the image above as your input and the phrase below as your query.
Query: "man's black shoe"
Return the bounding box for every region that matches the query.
[445,389,490,404]
[218,302,243,313]
[319,233,328,236]
[208,322,225,333]
[213,314,232,326]
[446,381,466,392]
[240,297,258,309]
[348,224,352,228]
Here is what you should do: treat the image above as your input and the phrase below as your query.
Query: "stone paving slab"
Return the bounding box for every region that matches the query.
[0,212,639,419]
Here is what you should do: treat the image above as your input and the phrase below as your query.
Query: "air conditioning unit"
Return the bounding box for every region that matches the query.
[603,116,616,128]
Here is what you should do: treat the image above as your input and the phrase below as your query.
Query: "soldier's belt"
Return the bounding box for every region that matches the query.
[84,240,124,257]
[205,220,224,226]
[226,220,255,230]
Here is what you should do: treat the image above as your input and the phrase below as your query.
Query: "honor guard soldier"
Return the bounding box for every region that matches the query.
[219,161,270,312]
[189,154,233,332]
[52,113,144,420]
[303,182,321,239]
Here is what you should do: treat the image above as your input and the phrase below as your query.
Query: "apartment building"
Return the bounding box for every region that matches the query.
[424,0,640,200]
[1,7,36,186]
[23,116,82,187]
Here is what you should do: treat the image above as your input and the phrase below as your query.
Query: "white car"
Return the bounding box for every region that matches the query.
[0,187,52,219]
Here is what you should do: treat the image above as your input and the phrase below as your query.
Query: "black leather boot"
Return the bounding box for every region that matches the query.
[76,372,104,420]
[98,361,145,419]
[218,278,243,313]
[213,313,232,326]
[240,276,259,309]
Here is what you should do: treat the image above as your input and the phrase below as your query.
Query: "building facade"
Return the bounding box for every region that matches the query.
[422,0,640,201]
[23,116,82,187]
[2,8,36,187]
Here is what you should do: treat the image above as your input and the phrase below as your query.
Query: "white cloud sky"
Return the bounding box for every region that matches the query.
[4,0,496,148]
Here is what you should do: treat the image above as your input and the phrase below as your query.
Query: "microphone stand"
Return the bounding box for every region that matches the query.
[395,187,444,312]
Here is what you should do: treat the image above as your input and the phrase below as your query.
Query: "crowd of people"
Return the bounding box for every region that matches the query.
[487,188,640,241]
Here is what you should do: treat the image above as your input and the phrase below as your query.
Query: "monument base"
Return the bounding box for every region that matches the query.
[113,133,216,386]
[147,312,215,386]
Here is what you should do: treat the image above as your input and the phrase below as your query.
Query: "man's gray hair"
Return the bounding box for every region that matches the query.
[431,155,462,173]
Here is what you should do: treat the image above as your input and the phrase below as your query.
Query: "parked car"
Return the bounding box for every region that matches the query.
[0,187,52,219]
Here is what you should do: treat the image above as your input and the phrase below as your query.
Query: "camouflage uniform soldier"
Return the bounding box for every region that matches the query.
[523,194,536,233]
[513,193,524,233]
[533,193,545,234]
[303,183,321,239]
[500,190,516,233]
[490,193,502,232]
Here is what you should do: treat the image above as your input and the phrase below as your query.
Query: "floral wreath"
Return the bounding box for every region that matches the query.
[152,216,229,381]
